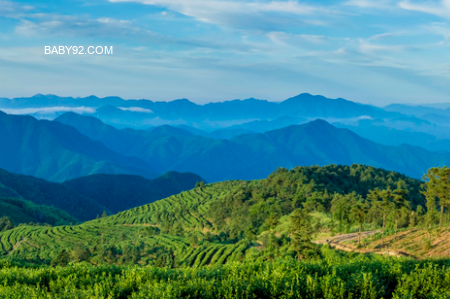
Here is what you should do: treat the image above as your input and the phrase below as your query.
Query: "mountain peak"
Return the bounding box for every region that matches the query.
[32,93,58,99]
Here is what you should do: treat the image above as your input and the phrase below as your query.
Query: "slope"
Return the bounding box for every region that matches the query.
[0,164,424,265]
[0,167,108,221]
[63,171,204,214]
[0,197,75,226]
[0,111,155,182]
[56,113,450,180]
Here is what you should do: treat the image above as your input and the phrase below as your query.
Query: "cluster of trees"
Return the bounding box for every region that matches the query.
[205,165,450,259]
[287,166,450,258]
[2,164,449,268]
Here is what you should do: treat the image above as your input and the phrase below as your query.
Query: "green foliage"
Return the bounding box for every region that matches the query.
[0,217,14,232]
[63,171,203,214]
[289,209,316,260]
[0,196,75,226]
[2,258,450,298]
[0,164,430,267]
[51,250,70,267]
[423,166,450,230]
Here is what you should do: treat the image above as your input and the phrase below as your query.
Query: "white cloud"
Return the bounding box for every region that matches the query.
[0,0,33,18]
[359,40,410,54]
[1,106,96,115]
[15,14,153,37]
[344,0,394,10]
[118,107,154,113]
[108,0,341,30]
[426,22,450,43]
[399,0,450,18]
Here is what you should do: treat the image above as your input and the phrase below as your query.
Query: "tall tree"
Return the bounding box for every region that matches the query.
[423,167,450,231]
[368,187,392,247]
[331,193,352,233]
[350,196,369,247]
[289,209,313,260]
[392,180,409,240]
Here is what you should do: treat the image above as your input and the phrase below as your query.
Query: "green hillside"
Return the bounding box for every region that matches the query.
[0,168,109,221]
[0,164,424,266]
[0,167,203,222]
[63,171,204,214]
[0,197,75,226]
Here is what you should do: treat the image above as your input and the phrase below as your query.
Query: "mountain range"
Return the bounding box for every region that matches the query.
[1,92,450,183]
[0,111,155,182]
[55,112,450,181]
[0,93,400,131]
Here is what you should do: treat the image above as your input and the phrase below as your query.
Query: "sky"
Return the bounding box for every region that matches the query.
[0,0,450,106]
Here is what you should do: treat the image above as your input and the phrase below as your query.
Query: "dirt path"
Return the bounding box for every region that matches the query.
[314,231,414,258]
[8,238,39,256]
[8,239,25,256]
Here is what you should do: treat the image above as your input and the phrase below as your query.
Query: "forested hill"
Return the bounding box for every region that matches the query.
[105,164,424,228]
[0,164,425,265]
[0,167,203,222]
[63,171,204,214]
[0,167,107,222]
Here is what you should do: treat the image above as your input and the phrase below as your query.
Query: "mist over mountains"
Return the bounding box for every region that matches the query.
[0,92,449,183]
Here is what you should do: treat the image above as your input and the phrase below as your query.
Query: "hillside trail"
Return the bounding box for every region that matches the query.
[313,231,414,258]
[7,238,39,256]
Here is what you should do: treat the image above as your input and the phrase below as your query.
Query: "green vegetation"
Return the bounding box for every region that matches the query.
[2,164,450,298]
[0,164,426,266]
[0,167,107,221]
[63,171,204,214]
[0,166,203,222]
[3,252,450,298]
[0,197,75,226]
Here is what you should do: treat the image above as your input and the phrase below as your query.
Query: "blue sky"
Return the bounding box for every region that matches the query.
[0,0,450,105]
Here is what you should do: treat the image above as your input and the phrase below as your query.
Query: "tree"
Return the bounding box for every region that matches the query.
[368,187,392,247]
[102,211,107,218]
[289,209,313,260]
[392,180,409,240]
[51,250,71,267]
[423,167,450,232]
[0,217,14,232]
[331,193,352,233]
[265,213,279,231]
[424,185,437,238]
[71,245,90,262]
[350,197,368,247]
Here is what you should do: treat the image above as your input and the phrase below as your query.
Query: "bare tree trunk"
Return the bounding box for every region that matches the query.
[440,205,444,232]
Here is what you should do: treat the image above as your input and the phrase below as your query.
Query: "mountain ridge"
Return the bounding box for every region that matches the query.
[56,113,450,181]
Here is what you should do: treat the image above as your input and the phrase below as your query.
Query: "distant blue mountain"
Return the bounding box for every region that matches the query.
[56,112,450,181]
[0,111,155,182]
[0,93,399,125]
